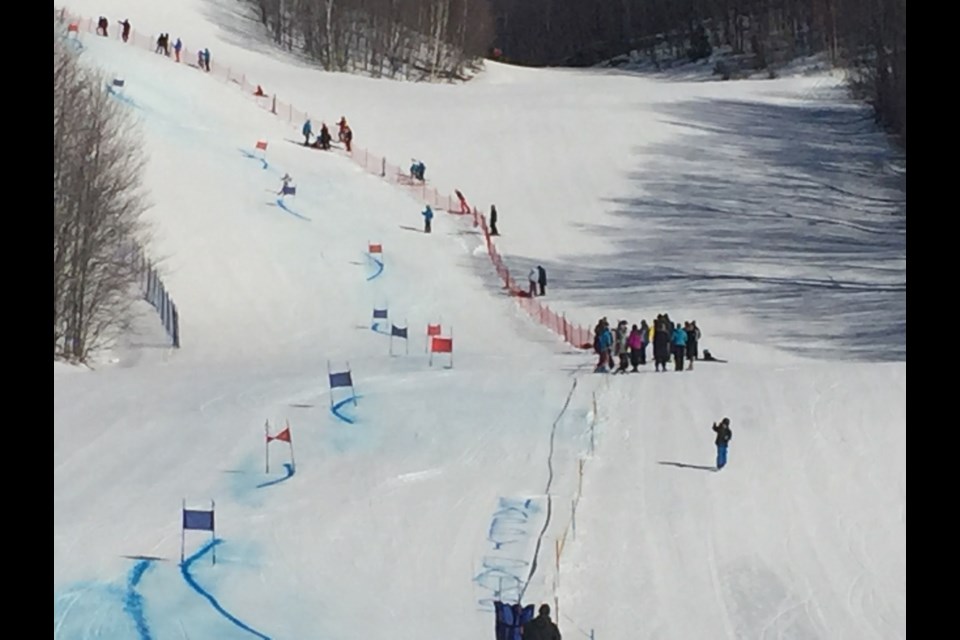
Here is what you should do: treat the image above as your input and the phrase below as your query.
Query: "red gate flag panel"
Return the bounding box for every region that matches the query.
[431,337,453,353]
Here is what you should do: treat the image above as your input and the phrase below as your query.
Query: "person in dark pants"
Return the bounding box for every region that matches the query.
[712,417,732,470]
[685,320,701,370]
[537,265,547,296]
[522,604,562,640]
[653,317,670,372]
[422,205,434,233]
[627,324,644,372]
[318,123,332,150]
[489,205,499,235]
[671,322,687,371]
[302,118,312,146]
[639,319,650,365]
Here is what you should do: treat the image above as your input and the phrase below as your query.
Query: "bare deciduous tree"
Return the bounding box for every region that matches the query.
[245,0,492,81]
[54,24,150,362]
[489,0,904,146]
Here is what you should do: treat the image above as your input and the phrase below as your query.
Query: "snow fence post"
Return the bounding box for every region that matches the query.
[571,498,576,540]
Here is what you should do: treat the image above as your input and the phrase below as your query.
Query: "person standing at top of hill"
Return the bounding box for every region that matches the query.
[489,204,499,236]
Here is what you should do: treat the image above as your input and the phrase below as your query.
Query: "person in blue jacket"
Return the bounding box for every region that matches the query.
[410,160,426,181]
[671,322,688,371]
[302,119,312,146]
[422,205,434,233]
[594,318,614,373]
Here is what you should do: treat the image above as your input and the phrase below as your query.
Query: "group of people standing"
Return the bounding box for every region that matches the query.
[593,314,701,374]
[302,117,352,151]
[93,15,206,69]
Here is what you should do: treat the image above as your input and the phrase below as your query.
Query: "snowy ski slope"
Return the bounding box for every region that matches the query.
[54,2,906,638]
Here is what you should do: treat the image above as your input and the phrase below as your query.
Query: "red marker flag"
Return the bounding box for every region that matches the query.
[267,426,291,442]
[431,337,453,353]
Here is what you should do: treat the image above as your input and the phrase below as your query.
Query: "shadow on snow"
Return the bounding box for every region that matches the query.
[523,96,905,362]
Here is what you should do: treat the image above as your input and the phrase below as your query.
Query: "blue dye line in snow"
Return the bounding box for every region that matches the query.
[365,253,384,281]
[124,559,155,640]
[180,539,271,640]
[330,395,362,425]
[276,198,311,221]
[256,462,295,489]
[239,149,269,170]
[107,87,138,108]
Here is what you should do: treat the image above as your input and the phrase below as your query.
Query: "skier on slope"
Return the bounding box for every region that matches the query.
[712,417,732,470]
[278,173,295,196]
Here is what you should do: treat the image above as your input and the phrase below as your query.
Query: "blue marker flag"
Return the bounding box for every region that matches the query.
[183,509,214,531]
[372,308,388,319]
[391,325,408,338]
[329,371,353,389]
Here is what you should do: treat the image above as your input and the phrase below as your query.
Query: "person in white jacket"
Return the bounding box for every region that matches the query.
[528,267,538,297]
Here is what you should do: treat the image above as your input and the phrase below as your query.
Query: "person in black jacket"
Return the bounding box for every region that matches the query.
[489,205,499,236]
[685,321,700,370]
[537,265,547,296]
[522,604,561,640]
[653,316,671,372]
[712,417,732,470]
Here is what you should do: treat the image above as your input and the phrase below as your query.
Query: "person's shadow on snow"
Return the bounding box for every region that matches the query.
[658,461,717,472]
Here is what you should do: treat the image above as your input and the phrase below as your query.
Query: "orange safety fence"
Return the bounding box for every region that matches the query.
[58,9,593,351]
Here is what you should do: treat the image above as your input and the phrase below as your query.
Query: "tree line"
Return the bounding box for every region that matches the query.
[490,0,905,146]
[246,0,495,80]
[54,21,149,362]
